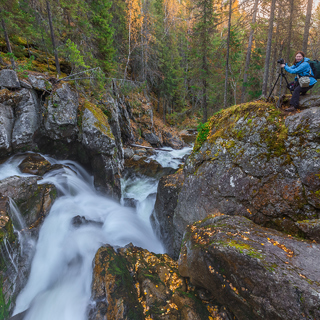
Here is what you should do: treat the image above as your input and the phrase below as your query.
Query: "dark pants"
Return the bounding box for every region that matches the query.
[289,81,314,108]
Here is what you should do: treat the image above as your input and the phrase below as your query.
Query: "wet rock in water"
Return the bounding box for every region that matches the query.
[150,170,184,258]
[71,215,103,228]
[90,244,144,320]
[162,129,187,149]
[123,197,138,208]
[179,214,320,320]
[18,154,51,175]
[171,102,320,255]
[90,243,235,320]
[9,310,28,320]
[124,155,175,179]
[0,175,57,228]
[0,70,20,89]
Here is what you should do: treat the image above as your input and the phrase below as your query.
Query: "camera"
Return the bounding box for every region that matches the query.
[277,58,285,64]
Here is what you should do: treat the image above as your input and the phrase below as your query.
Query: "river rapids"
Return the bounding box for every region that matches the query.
[2,147,191,320]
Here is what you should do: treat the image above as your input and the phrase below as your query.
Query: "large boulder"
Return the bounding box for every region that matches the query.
[170,102,320,257]
[0,175,56,228]
[299,94,320,109]
[90,244,234,320]
[12,89,40,151]
[0,70,20,89]
[0,102,14,155]
[150,171,184,257]
[81,102,116,153]
[178,214,320,320]
[18,153,51,176]
[28,74,52,92]
[43,83,78,141]
[124,155,175,179]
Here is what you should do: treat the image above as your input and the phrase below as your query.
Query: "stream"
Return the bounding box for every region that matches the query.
[5,147,191,320]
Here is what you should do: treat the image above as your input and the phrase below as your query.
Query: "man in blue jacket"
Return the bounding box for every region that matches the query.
[280,51,317,112]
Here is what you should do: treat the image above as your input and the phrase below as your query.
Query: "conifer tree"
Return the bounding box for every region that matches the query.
[190,0,217,122]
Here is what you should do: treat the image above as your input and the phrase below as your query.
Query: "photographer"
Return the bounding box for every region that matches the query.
[280,51,317,112]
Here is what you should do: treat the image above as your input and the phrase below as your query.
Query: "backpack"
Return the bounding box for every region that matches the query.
[308,60,320,79]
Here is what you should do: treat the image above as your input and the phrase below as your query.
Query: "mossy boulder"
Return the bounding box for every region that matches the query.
[179,214,320,320]
[170,102,320,257]
[90,243,235,320]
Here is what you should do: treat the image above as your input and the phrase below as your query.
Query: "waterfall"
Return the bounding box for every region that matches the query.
[7,147,192,320]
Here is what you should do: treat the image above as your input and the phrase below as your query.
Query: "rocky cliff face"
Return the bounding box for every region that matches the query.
[0,70,123,199]
[163,101,320,257]
[150,100,320,319]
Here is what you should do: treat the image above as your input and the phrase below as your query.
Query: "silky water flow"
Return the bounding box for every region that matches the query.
[6,147,192,320]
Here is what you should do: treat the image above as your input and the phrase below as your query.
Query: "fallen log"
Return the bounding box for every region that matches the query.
[130,144,172,152]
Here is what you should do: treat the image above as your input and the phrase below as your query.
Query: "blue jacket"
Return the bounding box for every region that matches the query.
[284,58,317,86]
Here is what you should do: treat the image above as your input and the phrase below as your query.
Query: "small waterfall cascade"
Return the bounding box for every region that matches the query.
[3,146,192,320]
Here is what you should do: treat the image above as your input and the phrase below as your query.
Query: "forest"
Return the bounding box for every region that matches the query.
[0,0,319,123]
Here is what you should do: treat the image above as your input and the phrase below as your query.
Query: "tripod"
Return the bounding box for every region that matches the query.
[267,67,291,108]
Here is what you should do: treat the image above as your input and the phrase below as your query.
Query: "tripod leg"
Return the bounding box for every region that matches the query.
[276,73,284,109]
[267,74,281,101]
[283,75,292,94]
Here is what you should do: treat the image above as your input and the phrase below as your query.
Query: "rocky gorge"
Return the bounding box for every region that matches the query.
[0,68,319,320]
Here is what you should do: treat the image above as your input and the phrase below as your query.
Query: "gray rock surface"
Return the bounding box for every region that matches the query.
[179,214,320,320]
[0,175,56,227]
[150,171,184,257]
[81,106,116,153]
[28,74,52,91]
[0,70,20,89]
[43,83,78,141]
[0,103,14,154]
[299,94,320,108]
[12,89,40,151]
[170,102,320,257]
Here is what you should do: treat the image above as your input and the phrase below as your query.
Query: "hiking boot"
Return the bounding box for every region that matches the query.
[285,106,296,112]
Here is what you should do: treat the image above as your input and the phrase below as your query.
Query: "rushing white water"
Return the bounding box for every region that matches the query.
[7,146,192,320]
[150,146,192,169]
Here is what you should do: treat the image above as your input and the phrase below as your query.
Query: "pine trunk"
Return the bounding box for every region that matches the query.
[1,19,15,69]
[286,0,294,63]
[270,7,282,89]
[240,0,259,103]
[46,1,61,76]
[302,0,313,54]
[262,0,277,96]
[224,0,232,108]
